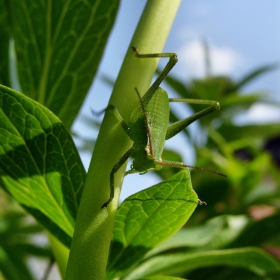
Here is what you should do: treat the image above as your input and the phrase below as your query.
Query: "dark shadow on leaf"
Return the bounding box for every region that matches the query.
[0,122,86,248]
[107,240,151,279]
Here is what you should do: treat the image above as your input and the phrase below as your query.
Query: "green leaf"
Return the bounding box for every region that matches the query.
[218,123,280,142]
[0,85,86,247]
[8,0,119,129]
[221,93,266,108]
[158,71,191,98]
[0,232,50,280]
[107,170,198,279]
[146,215,239,257]
[147,215,250,260]
[0,0,10,87]
[191,76,235,100]
[228,212,280,248]
[0,246,35,280]
[142,276,187,280]
[125,247,280,280]
[0,205,50,280]
[232,63,279,91]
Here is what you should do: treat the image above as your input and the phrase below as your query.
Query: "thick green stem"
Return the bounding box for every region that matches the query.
[65,1,181,279]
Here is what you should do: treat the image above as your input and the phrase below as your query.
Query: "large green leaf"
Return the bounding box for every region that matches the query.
[0,0,10,87]
[0,85,86,247]
[7,0,119,129]
[125,247,280,280]
[107,170,198,279]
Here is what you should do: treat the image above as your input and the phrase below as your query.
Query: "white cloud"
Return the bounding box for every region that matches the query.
[235,103,280,125]
[178,40,244,78]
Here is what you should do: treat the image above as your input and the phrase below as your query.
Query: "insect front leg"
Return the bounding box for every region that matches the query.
[101,148,134,208]
[166,98,220,140]
[132,47,178,106]
[92,104,131,136]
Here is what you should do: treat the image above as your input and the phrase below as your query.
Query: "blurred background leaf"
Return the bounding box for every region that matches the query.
[0,0,11,87]
[0,190,52,280]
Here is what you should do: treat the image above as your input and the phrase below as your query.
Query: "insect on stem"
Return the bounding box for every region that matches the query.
[99,47,226,209]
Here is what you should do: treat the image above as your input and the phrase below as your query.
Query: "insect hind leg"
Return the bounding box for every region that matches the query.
[101,148,133,208]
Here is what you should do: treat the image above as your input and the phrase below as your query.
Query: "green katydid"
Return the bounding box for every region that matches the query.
[100,47,225,208]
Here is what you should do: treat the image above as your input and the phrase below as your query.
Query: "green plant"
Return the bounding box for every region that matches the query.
[1,1,280,280]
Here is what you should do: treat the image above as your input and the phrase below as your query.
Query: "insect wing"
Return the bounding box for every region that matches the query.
[145,88,169,160]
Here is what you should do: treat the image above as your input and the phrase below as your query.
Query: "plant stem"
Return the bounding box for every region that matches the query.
[65,1,181,279]
[47,232,69,279]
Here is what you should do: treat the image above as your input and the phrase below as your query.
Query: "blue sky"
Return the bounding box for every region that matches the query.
[73,1,280,201]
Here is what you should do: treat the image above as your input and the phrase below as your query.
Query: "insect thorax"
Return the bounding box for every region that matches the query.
[127,117,147,143]
[131,149,156,172]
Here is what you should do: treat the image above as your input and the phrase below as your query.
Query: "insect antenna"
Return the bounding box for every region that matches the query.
[134,87,154,158]
[155,160,227,178]
[183,164,226,177]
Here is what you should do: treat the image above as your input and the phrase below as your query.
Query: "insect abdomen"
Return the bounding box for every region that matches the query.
[146,88,169,160]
